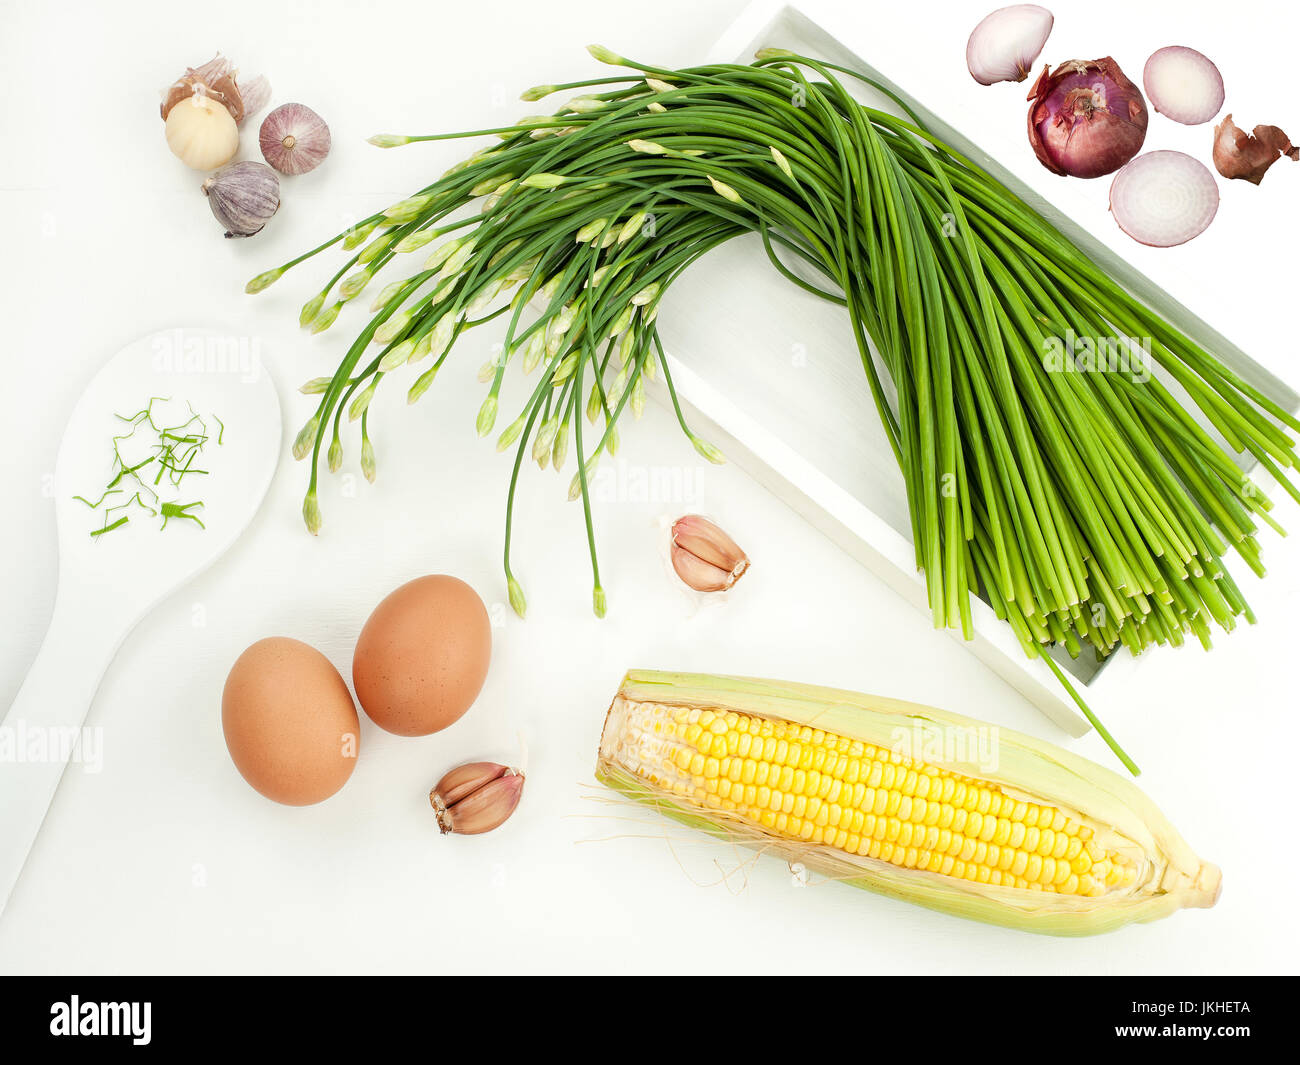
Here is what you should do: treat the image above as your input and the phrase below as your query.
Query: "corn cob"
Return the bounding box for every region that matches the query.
[596,671,1220,936]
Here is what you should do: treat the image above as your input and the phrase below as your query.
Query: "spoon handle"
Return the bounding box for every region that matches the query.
[0,588,124,918]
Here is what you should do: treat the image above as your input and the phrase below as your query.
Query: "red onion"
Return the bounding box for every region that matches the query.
[1143,46,1224,126]
[1027,58,1148,178]
[1109,151,1218,247]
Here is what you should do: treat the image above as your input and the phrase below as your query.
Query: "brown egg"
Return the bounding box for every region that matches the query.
[222,637,360,805]
[352,575,492,736]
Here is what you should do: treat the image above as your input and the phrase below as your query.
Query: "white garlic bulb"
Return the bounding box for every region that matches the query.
[165,93,239,170]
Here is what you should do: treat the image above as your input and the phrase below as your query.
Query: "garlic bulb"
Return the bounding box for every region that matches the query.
[165,92,239,170]
[259,103,332,175]
[202,161,280,238]
[966,5,1054,86]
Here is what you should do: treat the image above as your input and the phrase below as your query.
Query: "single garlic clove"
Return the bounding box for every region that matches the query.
[966,5,1054,86]
[430,762,525,835]
[165,93,240,171]
[260,102,332,176]
[670,515,749,592]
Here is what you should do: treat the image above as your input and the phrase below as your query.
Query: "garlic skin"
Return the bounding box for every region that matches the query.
[430,761,525,835]
[967,5,1054,86]
[165,93,239,170]
[202,161,281,238]
[670,515,749,592]
[238,76,272,123]
[260,102,332,176]
[160,54,270,126]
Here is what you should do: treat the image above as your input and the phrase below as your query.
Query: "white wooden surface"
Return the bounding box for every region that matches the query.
[1,0,1297,974]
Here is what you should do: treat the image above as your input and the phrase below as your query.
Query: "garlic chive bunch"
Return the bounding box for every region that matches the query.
[250,47,1300,771]
[248,49,756,620]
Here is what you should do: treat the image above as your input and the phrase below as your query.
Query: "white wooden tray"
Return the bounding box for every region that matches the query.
[651,1,1300,735]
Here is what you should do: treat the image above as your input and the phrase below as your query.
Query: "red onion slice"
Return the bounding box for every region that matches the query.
[1109,151,1219,247]
[1143,46,1224,126]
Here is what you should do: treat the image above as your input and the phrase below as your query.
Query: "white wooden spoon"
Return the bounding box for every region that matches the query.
[0,327,281,917]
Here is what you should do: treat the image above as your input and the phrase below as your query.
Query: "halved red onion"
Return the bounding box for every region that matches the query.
[1109,151,1218,247]
[967,5,1055,86]
[1143,46,1224,125]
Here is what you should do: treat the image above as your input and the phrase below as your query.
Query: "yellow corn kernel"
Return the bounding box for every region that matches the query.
[1026,854,1043,883]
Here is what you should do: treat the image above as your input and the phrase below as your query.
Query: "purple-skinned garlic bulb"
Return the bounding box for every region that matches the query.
[259,103,332,176]
[202,161,280,237]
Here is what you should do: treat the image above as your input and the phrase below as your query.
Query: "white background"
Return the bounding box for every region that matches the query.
[1,0,1297,974]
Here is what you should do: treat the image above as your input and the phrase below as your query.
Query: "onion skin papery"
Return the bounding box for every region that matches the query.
[1109,150,1219,248]
[1213,114,1298,185]
[1027,58,1148,179]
